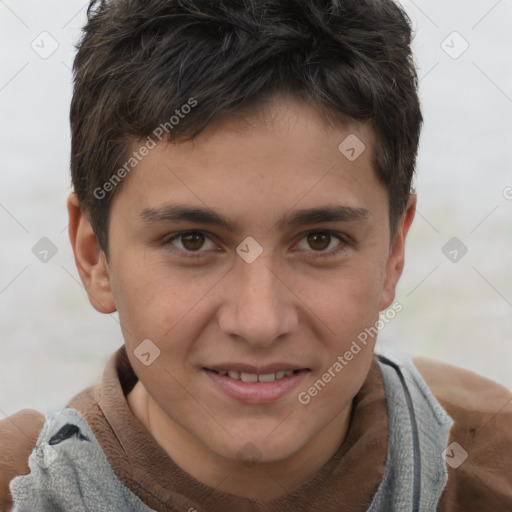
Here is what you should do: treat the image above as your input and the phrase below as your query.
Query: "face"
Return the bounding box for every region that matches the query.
[72,96,413,470]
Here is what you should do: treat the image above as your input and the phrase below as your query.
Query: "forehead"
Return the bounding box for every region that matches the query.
[110,96,382,220]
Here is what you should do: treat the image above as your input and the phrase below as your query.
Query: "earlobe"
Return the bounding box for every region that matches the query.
[379,195,417,311]
[67,193,117,314]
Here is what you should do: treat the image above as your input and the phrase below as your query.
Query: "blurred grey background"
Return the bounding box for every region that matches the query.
[1,0,511,418]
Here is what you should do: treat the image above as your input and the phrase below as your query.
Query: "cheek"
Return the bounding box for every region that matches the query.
[108,256,171,343]
[109,256,217,353]
[303,261,385,328]
[315,274,383,402]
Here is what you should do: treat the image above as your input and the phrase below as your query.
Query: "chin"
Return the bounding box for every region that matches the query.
[214,433,302,466]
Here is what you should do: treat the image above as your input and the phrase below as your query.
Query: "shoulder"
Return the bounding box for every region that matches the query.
[0,409,45,511]
[413,357,512,510]
[413,356,512,417]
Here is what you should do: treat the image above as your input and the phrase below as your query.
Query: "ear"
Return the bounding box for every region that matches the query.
[67,193,116,314]
[379,195,416,311]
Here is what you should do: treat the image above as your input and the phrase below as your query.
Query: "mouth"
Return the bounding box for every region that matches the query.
[204,368,307,383]
[202,366,310,404]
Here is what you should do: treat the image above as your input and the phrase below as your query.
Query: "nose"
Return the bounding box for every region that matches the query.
[217,253,298,347]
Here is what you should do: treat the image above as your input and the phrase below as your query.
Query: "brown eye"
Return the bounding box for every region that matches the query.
[307,232,332,251]
[180,232,206,251]
[295,230,349,257]
[166,231,217,256]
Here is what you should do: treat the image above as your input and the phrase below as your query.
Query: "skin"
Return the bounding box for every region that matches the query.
[67,96,416,500]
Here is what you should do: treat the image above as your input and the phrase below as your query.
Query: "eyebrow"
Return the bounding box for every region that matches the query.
[137,204,370,232]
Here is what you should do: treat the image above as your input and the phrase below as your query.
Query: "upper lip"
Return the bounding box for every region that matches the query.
[205,363,310,374]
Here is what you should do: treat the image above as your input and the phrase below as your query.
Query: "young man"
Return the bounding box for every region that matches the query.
[1,0,511,510]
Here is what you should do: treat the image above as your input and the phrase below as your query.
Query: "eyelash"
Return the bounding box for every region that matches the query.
[162,230,350,260]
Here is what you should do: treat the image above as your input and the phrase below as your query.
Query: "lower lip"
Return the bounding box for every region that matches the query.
[203,368,310,404]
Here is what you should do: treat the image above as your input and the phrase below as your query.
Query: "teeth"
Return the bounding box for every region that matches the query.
[214,369,297,382]
[240,372,258,383]
[258,373,276,383]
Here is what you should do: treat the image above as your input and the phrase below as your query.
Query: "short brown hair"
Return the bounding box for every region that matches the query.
[71,0,423,254]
